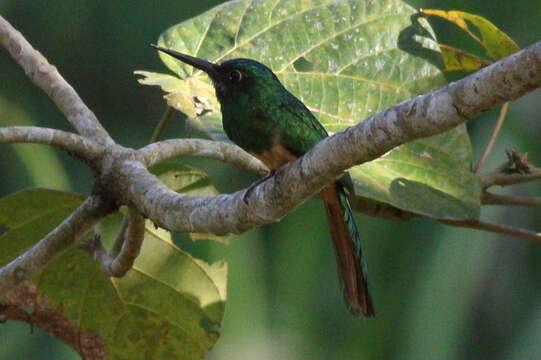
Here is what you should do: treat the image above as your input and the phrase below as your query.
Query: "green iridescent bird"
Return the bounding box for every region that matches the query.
[152,44,375,317]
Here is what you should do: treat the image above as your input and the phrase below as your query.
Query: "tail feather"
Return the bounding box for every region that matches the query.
[321,184,375,317]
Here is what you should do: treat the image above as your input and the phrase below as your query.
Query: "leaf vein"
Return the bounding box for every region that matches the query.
[279,13,403,72]
[195,10,219,57]
[234,0,253,47]
[281,71,401,91]
[213,1,330,62]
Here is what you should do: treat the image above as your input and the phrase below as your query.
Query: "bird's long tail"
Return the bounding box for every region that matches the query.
[321,183,375,317]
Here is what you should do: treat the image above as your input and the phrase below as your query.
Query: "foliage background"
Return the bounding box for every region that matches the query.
[0,0,540,359]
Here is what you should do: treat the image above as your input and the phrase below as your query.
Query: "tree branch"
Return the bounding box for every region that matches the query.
[481,170,541,188]
[0,15,114,146]
[139,138,268,174]
[81,208,145,277]
[441,219,541,243]
[0,126,106,165]
[2,15,541,293]
[115,40,541,234]
[0,196,115,294]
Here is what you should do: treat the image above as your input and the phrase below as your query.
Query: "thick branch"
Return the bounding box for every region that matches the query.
[118,40,541,234]
[0,126,106,165]
[2,23,541,288]
[0,196,114,294]
[110,160,246,234]
[0,15,114,146]
[139,138,268,174]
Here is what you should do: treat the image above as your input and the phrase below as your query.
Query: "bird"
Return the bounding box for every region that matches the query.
[151,44,375,317]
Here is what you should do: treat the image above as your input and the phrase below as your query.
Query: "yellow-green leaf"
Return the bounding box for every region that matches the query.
[421,9,519,60]
[439,44,491,72]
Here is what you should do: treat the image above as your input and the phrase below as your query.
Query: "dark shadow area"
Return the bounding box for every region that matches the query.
[293,57,315,72]
[397,13,444,71]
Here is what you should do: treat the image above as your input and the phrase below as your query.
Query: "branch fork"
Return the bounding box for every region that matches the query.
[2,13,541,295]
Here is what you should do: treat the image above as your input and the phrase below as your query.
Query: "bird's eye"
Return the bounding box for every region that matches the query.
[229,70,243,83]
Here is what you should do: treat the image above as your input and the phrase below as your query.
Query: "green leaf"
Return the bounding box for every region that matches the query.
[350,126,479,219]
[0,188,83,268]
[421,9,519,60]
[138,0,480,220]
[0,189,226,359]
[149,161,232,243]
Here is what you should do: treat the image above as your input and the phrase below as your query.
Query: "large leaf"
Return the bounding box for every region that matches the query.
[0,189,226,359]
[137,0,480,220]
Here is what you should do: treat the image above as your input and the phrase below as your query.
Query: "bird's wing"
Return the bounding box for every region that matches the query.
[276,92,356,195]
[275,92,329,156]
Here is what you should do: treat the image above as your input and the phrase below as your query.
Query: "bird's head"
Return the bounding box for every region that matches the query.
[151,44,283,104]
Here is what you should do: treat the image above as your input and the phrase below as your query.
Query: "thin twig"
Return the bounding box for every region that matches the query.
[481,192,541,206]
[149,106,175,143]
[481,169,541,188]
[107,208,145,277]
[441,219,541,243]
[0,15,114,146]
[111,213,130,257]
[475,102,510,174]
[0,126,106,165]
[138,138,268,175]
[82,208,145,277]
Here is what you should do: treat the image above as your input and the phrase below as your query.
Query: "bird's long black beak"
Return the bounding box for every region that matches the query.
[151,44,221,81]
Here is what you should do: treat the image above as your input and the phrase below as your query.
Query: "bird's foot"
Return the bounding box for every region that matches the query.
[243,171,275,204]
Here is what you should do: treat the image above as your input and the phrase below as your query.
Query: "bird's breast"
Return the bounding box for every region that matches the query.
[250,141,298,170]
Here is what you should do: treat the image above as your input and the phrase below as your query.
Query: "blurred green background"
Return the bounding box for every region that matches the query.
[1,1,540,359]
